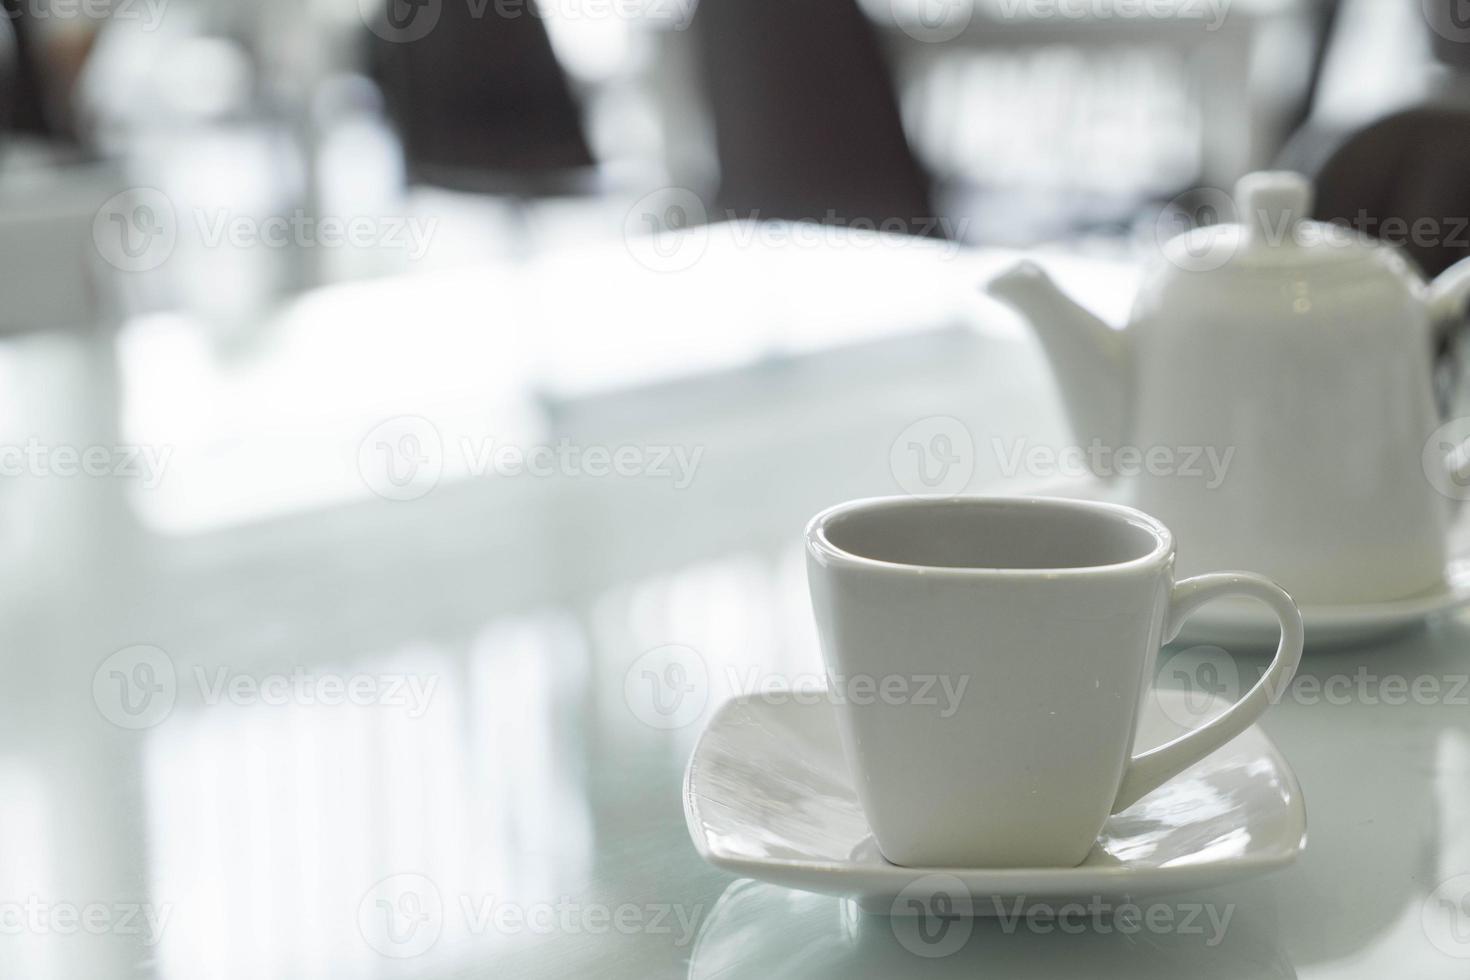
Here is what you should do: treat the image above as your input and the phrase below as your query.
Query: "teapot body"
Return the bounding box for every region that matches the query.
[1126,249,1451,605]
[986,170,1470,607]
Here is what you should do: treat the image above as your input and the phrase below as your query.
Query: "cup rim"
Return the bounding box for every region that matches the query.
[805,494,1174,577]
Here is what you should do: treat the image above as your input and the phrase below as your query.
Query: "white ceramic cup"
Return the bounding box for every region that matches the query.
[805,495,1303,868]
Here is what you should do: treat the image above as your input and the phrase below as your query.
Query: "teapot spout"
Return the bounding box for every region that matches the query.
[986,261,1132,455]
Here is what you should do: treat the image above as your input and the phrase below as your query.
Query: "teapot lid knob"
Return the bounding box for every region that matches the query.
[1235,171,1314,246]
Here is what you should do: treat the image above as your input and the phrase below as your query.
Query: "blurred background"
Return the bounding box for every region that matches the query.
[7,0,1470,317]
[6,1,1470,978]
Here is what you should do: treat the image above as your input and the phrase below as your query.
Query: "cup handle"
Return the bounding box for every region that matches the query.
[1111,573,1304,814]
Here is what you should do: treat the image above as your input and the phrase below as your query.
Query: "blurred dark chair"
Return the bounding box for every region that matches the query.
[1277,0,1343,143]
[1280,1,1470,188]
[689,0,938,232]
[1311,106,1470,277]
[368,0,595,194]
[0,14,13,137]
[1,0,54,139]
[1311,104,1470,413]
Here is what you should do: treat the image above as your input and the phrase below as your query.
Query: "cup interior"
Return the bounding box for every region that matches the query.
[814,497,1167,572]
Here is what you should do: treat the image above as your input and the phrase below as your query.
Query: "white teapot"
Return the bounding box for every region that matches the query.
[988,171,1470,606]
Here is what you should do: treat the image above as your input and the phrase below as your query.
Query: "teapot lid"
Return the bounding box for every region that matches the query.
[1162,171,1384,272]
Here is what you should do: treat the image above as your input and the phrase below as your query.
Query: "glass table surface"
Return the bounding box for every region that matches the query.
[0,227,1467,979]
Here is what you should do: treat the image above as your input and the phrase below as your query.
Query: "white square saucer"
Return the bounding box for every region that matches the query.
[683,689,1306,914]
